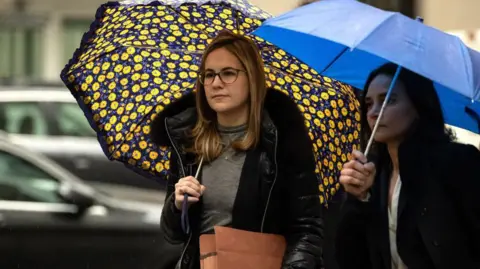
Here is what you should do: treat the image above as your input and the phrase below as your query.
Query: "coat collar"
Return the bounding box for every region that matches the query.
[150,88,307,149]
[150,88,315,174]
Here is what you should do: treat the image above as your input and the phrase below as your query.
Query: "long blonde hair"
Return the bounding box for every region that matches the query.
[191,31,267,162]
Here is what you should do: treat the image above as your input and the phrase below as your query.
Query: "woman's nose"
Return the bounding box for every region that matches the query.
[211,75,223,87]
[367,104,380,119]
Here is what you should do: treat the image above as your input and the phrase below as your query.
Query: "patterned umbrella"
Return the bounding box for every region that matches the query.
[61,0,360,205]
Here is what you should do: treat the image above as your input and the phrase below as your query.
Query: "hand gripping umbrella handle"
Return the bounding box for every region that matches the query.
[181,157,204,234]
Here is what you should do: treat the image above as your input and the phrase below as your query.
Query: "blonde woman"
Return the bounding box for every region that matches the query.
[151,31,324,269]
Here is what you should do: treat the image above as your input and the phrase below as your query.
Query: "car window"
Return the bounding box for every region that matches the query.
[54,103,96,137]
[0,102,49,135]
[0,150,62,203]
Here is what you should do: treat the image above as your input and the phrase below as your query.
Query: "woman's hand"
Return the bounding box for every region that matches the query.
[339,150,376,200]
[174,176,206,210]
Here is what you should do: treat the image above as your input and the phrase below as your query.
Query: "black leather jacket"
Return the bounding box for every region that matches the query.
[150,89,324,269]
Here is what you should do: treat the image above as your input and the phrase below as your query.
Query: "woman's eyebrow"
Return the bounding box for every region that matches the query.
[204,66,239,72]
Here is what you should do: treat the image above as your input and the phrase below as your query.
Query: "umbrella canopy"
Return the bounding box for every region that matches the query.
[61,0,361,204]
[254,0,480,133]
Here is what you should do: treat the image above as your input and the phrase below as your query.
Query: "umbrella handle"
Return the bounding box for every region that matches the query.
[181,157,204,234]
[181,193,190,234]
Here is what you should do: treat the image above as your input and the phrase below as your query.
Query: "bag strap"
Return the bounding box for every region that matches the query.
[181,157,204,234]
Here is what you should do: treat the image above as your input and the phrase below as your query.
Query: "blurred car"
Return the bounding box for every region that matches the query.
[0,135,166,269]
[0,85,166,198]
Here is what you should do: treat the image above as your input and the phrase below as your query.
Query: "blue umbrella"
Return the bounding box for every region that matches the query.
[253,0,480,137]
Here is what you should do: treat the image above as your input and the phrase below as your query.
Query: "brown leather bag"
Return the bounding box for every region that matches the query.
[199,226,286,269]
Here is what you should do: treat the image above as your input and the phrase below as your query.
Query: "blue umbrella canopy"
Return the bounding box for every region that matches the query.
[254,0,480,133]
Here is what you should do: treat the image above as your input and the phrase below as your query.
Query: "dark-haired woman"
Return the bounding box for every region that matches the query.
[335,63,480,269]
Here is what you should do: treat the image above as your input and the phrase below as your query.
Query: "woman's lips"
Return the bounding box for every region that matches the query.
[212,95,228,99]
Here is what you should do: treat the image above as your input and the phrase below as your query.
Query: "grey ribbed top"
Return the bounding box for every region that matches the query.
[199,124,247,234]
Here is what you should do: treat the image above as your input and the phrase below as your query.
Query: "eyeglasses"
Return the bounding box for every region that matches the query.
[199,68,246,85]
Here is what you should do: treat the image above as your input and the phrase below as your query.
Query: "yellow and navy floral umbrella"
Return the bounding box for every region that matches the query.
[61,0,360,204]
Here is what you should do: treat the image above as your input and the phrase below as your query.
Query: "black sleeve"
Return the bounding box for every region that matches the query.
[281,168,325,269]
[442,144,480,261]
[279,132,325,269]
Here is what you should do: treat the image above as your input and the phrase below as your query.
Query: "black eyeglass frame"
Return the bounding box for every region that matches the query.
[199,68,247,85]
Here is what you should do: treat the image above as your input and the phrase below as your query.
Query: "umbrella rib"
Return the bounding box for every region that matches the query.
[266,64,315,85]
[63,47,124,77]
[265,63,352,96]
[65,46,204,81]
[320,47,348,74]
[455,37,476,97]
[349,13,397,49]
[166,5,216,39]
[119,44,204,55]
[259,45,351,95]
[234,0,241,32]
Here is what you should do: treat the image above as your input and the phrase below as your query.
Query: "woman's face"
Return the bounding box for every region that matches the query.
[203,47,249,117]
[365,74,417,144]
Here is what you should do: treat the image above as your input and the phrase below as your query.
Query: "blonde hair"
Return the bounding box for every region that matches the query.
[191,30,267,162]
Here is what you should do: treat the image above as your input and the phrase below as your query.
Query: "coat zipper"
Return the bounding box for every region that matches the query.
[260,129,278,233]
[165,118,191,268]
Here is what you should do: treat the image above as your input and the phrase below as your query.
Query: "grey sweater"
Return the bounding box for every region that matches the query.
[199,124,247,234]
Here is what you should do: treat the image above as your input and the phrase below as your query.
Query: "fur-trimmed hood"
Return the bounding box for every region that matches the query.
[150,88,315,169]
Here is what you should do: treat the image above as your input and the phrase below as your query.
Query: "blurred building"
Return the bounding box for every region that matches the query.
[447,29,480,51]
[417,0,480,31]
[354,0,480,32]
[0,0,106,83]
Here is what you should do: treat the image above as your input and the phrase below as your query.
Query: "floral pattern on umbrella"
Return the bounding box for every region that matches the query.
[61,0,360,204]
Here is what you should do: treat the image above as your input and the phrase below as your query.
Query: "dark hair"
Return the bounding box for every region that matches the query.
[360,63,453,157]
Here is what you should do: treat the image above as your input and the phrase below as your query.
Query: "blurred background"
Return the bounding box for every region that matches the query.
[0,0,478,268]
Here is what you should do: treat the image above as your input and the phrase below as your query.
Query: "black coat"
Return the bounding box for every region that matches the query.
[335,135,480,269]
[150,89,324,269]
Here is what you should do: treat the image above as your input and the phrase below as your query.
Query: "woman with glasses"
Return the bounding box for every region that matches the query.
[150,30,324,269]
